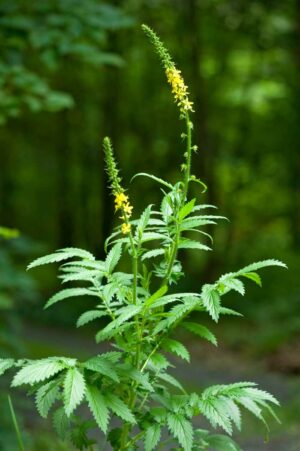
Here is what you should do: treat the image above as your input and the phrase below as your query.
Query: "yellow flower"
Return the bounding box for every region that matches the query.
[121,223,131,235]
[123,203,133,217]
[180,98,194,112]
[114,192,128,210]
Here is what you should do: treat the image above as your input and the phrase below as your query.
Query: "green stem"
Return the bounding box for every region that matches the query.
[8,395,25,451]
[163,113,192,286]
[182,113,192,202]
[120,215,141,449]
[163,223,180,284]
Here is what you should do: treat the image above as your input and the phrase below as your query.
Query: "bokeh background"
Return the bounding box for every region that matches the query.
[0,0,299,449]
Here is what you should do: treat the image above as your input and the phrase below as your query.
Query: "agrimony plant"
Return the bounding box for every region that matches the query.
[0,25,286,450]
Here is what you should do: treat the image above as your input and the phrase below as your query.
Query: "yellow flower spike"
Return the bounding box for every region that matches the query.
[165,66,193,114]
[121,223,131,235]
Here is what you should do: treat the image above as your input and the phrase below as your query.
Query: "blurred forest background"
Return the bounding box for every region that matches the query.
[0,0,299,449]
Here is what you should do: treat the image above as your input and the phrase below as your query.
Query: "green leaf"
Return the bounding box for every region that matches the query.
[84,355,120,382]
[144,285,168,310]
[166,297,200,328]
[96,305,142,342]
[119,365,154,392]
[86,385,109,434]
[162,338,190,361]
[0,359,14,376]
[178,199,196,221]
[180,218,216,232]
[144,424,161,451]
[61,269,102,283]
[136,205,152,236]
[104,393,135,423]
[157,372,185,392]
[36,380,60,418]
[64,367,86,416]
[150,353,170,371]
[219,277,245,296]
[12,359,65,386]
[199,397,233,435]
[178,239,211,251]
[242,272,262,286]
[201,285,221,322]
[167,413,193,451]
[141,248,165,261]
[45,288,99,309]
[181,322,217,346]
[131,172,173,189]
[200,382,279,435]
[76,310,106,328]
[219,307,243,317]
[105,243,122,274]
[235,259,287,275]
[28,248,95,269]
[206,434,242,451]
[53,407,70,440]
[140,232,170,243]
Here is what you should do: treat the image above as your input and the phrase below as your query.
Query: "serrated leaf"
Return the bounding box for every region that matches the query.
[236,259,287,275]
[222,398,242,430]
[140,232,170,243]
[144,424,161,451]
[36,380,60,418]
[200,382,279,435]
[64,367,86,416]
[45,288,99,309]
[166,297,200,328]
[206,434,242,451]
[117,363,154,391]
[76,310,106,328]
[131,172,173,189]
[96,305,142,342]
[53,407,70,440]
[242,272,262,286]
[219,307,243,317]
[141,248,165,261]
[12,359,65,386]
[178,239,211,251]
[178,199,196,221]
[220,277,245,295]
[0,358,14,376]
[182,322,217,346]
[157,372,185,392]
[84,355,119,382]
[167,413,193,451]
[57,248,95,260]
[105,243,122,274]
[136,205,152,237]
[180,218,216,232]
[162,338,190,361]
[238,397,265,424]
[28,248,95,269]
[86,385,109,434]
[104,393,135,423]
[199,398,233,435]
[61,269,102,283]
[150,353,170,371]
[201,285,221,322]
